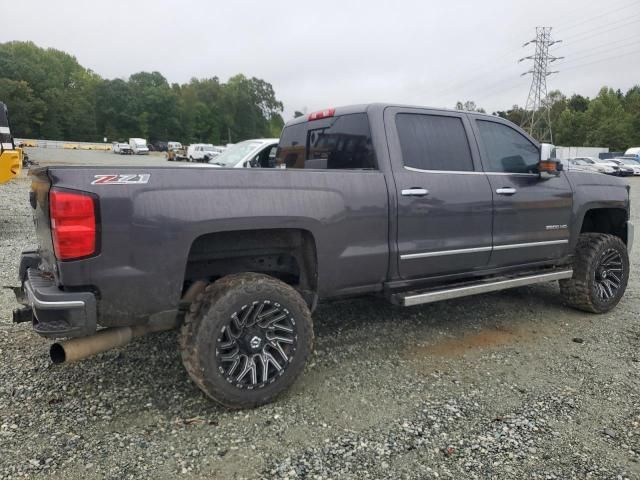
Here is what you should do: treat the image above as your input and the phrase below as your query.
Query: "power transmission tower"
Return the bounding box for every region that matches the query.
[519,27,563,143]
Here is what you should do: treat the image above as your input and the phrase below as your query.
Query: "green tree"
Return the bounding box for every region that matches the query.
[0,78,46,137]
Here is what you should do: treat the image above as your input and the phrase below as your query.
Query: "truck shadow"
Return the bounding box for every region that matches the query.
[31,282,576,421]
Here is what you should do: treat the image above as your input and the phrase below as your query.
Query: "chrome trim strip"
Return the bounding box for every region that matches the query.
[402,166,539,177]
[493,239,568,250]
[485,172,539,177]
[24,282,85,310]
[399,270,574,307]
[401,246,492,260]
[403,166,484,175]
[401,239,568,260]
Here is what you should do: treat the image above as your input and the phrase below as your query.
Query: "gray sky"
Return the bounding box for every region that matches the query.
[3,0,640,118]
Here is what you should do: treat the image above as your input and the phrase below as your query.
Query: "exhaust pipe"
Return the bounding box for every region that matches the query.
[50,314,180,364]
[49,280,209,364]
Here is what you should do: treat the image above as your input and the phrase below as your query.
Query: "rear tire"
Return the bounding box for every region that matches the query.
[180,273,314,408]
[560,233,629,313]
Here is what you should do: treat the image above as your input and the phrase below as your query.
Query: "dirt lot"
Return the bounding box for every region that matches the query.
[1,149,639,479]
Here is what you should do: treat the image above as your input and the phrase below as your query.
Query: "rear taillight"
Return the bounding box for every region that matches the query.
[308,108,335,121]
[49,189,97,260]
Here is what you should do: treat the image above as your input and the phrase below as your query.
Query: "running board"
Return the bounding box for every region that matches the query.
[391,270,573,307]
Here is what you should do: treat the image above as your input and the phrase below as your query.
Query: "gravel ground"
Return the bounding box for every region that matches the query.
[1,149,639,479]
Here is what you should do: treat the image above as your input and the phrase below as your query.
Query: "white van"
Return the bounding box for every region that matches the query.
[129,138,149,155]
[625,147,640,160]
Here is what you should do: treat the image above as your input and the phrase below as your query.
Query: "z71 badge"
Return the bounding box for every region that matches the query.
[91,174,150,185]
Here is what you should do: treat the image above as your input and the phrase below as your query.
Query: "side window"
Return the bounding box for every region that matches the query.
[277,113,377,170]
[395,114,474,171]
[476,120,539,174]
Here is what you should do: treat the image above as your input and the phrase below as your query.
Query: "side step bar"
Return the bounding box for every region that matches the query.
[391,270,573,307]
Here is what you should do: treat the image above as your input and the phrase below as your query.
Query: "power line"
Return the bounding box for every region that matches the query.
[559,48,640,72]
[553,0,640,33]
[560,13,640,42]
[554,41,640,68]
[520,27,561,142]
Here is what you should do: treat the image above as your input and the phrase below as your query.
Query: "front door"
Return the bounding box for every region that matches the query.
[471,117,573,267]
[385,108,494,279]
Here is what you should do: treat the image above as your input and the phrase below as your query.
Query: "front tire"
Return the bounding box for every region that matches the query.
[560,233,629,313]
[180,273,314,408]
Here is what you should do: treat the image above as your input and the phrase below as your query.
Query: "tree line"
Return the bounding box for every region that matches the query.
[457,85,640,151]
[0,41,284,144]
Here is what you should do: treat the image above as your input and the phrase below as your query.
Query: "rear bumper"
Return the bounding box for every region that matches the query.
[15,251,97,339]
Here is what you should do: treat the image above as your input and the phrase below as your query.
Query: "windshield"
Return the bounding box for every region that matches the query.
[209,140,263,166]
[623,159,639,165]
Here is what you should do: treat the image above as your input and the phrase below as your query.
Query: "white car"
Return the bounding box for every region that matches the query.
[592,158,622,175]
[167,141,183,151]
[567,158,602,174]
[617,158,640,176]
[207,139,279,168]
[571,157,615,174]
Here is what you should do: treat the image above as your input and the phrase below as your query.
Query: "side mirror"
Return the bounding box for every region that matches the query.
[539,159,563,178]
[539,143,561,178]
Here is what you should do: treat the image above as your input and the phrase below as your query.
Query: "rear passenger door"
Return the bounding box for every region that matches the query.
[385,107,494,279]
[470,117,573,267]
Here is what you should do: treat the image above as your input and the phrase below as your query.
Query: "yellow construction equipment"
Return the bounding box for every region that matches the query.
[0,101,22,184]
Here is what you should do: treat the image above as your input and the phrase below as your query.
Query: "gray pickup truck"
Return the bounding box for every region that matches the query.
[13,104,634,408]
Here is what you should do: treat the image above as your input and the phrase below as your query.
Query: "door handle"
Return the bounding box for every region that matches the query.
[401,188,429,197]
[496,187,517,195]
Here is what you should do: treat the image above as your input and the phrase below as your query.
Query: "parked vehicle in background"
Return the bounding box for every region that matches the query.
[112,142,133,155]
[207,138,279,168]
[616,157,640,176]
[206,145,226,161]
[166,142,187,162]
[567,158,601,173]
[625,147,640,160]
[609,159,635,176]
[13,104,634,409]
[571,157,615,174]
[594,158,624,175]
[186,143,216,162]
[129,138,149,155]
[153,141,168,152]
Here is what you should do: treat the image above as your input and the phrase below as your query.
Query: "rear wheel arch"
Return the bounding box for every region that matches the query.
[182,228,318,308]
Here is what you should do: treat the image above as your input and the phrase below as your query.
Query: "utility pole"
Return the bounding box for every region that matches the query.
[519,27,563,143]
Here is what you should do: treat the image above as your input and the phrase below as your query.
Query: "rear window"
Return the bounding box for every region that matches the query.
[396,113,474,172]
[276,113,376,170]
